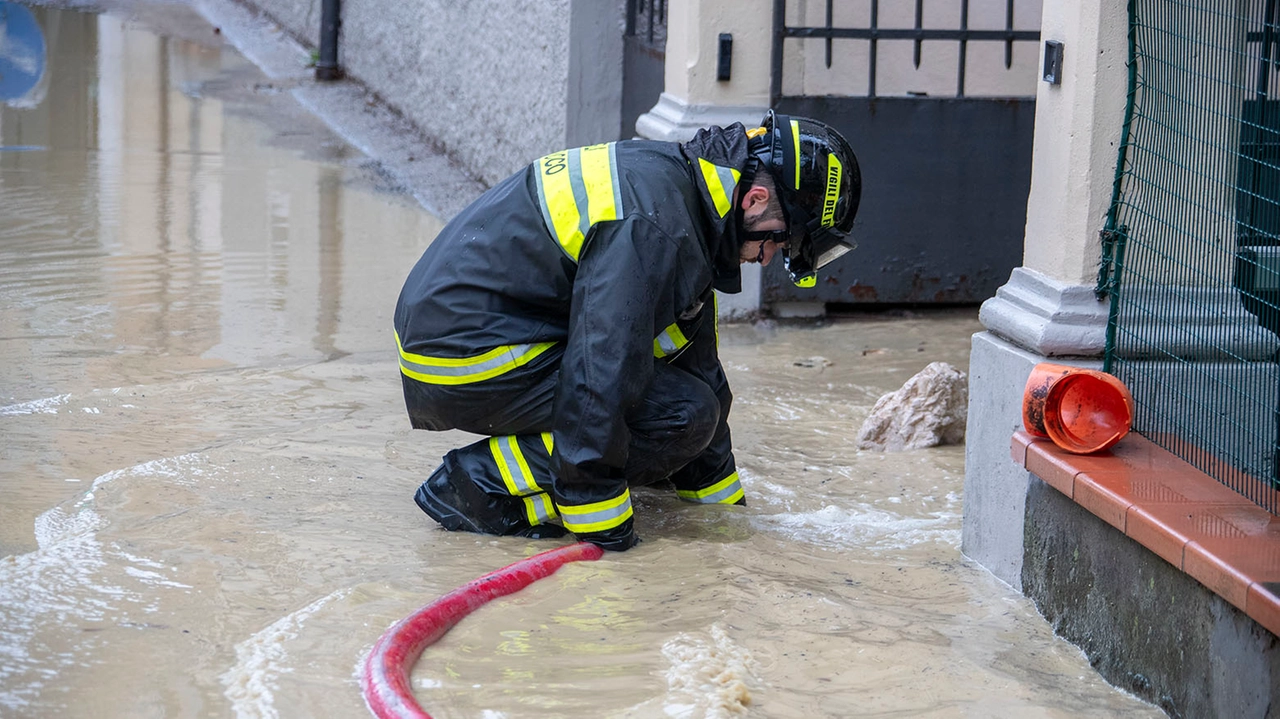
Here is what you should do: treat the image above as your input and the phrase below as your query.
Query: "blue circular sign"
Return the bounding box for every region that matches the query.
[0,2,46,104]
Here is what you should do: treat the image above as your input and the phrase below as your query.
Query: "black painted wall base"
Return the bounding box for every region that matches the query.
[1022,476,1280,718]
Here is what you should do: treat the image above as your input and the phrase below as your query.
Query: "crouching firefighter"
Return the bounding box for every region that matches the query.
[393,111,862,551]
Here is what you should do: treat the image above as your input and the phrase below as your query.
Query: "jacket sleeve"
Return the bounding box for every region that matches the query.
[550,215,683,550]
[667,298,743,505]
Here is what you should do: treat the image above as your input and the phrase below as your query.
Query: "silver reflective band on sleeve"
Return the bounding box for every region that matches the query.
[697,158,741,218]
[676,471,744,505]
[556,489,633,534]
[396,330,556,385]
[534,143,623,262]
[652,323,689,358]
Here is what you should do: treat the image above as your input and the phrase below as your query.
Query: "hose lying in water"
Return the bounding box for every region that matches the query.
[361,541,605,719]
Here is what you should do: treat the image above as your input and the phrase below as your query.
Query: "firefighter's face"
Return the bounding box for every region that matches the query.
[740,237,786,266]
[739,185,788,266]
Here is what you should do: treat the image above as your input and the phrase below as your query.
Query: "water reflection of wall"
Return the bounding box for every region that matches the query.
[96,17,228,362]
[3,6,444,383]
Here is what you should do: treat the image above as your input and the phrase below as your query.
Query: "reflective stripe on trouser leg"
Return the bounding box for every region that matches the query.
[556,489,633,534]
[676,470,744,504]
[428,433,561,532]
[487,433,559,526]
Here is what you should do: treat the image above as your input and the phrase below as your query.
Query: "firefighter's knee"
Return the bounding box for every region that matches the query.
[679,383,721,454]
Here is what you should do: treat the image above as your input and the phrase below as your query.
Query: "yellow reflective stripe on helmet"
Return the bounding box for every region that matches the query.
[488,435,543,497]
[541,431,554,455]
[557,489,633,534]
[791,120,802,190]
[522,492,558,525]
[697,158,741,218]
[676,471,744,505]
[822,153,843,228]
[652,322,690,358]
[534,143,622,262]
[396,331,556,385]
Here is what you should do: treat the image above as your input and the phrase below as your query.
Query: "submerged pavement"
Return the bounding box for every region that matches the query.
[1,2,1162,717]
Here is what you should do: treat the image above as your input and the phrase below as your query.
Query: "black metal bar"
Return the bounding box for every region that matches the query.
[825,0,833,69]
[869,0,878,98]
[1259,0,1279,101]
[1005,0,1014,69]
[771,0,785,106]
[625,0,636,36]
[913,0,923,69]
[783,27,1039,42]
[315,0,341,81]
[958,0,969,97]
[647,0,656,45]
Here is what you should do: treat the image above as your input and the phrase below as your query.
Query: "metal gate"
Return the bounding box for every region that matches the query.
[622,0,666,139]
[766,0,1041,305]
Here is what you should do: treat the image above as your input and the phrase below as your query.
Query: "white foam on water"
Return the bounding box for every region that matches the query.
[737,469,795,500]
[221,588,351,719]
[123,566,193,589]
[0,454,208,712]
[0,393,71,416]
[659,624,759,719]
[754,501,961,552]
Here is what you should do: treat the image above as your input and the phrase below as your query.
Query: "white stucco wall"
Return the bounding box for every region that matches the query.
[243,0,622,186]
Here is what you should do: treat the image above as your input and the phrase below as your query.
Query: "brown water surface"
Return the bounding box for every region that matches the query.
[0,4,1161,718]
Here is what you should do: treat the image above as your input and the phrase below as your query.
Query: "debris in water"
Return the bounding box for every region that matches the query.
[856,361,968,451]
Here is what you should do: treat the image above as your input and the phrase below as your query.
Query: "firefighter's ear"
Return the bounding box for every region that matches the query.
[740,184,771,213]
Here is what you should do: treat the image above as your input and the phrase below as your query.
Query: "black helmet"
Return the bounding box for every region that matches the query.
[751,110,862,287]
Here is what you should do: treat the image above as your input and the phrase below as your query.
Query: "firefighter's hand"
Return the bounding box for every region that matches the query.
[579,523,640,552]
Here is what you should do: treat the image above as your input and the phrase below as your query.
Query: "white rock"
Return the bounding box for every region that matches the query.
[856,362,968,451]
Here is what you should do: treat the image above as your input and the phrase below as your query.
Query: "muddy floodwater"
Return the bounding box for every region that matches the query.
[0,4,1162,718]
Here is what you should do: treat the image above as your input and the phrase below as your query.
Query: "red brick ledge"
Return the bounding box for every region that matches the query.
[1012,430,1280,637]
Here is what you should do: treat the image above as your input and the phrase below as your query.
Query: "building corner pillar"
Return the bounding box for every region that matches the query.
[635,0,776,319]
[962,0,1127,589]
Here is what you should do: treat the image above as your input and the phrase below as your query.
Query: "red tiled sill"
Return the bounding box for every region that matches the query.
[1012,430,1280,637]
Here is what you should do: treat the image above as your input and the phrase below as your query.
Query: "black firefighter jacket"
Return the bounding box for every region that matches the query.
[394,124,753,534]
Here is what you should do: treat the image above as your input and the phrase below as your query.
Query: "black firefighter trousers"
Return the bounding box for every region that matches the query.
[400,344,737,540]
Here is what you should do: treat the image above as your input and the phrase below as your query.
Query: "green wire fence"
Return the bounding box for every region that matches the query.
[1103,0,1280,513]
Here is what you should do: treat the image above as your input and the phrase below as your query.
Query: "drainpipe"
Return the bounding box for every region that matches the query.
[315,0,341,80]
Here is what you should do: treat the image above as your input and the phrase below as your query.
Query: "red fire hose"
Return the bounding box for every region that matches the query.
[360,541,605,719]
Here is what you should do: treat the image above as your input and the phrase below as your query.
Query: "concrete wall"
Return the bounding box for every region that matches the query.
[244,0,622,186]
[1024,477,1280,718]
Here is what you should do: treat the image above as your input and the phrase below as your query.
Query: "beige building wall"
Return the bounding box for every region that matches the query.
[785,0,1043,98]
[1019,0,1127,285]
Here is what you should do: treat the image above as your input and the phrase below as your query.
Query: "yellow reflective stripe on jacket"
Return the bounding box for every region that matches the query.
[713,293,720,348]
[396,331,555,385]
[653,322,690,358]
[697,158,741,218]
[677,471,744,505]
[488,435,543,497]
[522,492,558,526]
[534,143,622,261]
[557,488,633,534]
[541,431,554,455]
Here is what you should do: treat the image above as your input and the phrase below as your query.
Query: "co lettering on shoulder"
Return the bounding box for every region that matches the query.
[542,151,568,176]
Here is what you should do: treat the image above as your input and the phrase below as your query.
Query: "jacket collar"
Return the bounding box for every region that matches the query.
[680,123,752,293]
